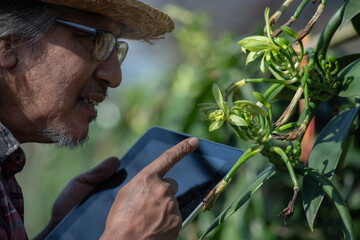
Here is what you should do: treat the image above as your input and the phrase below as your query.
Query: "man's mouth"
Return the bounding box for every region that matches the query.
[78,86,107,117]
[82,97,99,106]
[79,86,107,107]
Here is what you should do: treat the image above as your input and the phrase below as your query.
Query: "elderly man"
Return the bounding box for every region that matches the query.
[0,0,199,239]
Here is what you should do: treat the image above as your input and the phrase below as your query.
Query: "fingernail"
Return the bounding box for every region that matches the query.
[188,137,199,147]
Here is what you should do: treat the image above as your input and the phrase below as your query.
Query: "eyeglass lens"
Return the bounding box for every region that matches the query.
[95,33,116,61]
[116,41,128,65]
[94,33,128,64]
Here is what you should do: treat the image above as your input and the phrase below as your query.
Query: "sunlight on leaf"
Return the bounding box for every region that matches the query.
[341,0,360,26]
[302,107,360,231]
[338,58,360,97]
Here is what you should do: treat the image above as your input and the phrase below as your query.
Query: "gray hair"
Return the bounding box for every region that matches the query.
[0,0,59,49]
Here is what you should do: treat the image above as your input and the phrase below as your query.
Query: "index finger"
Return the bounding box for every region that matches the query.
[145,137,199,177]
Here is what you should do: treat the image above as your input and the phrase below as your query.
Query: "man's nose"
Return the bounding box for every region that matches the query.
[94,51,122,88]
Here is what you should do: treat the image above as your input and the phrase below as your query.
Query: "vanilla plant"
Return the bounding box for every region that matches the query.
[199,1,359,239]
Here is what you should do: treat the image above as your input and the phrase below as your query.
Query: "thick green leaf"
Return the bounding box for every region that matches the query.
[337,58,360,97]
[341,0,360,27]
[200,165,278,239]
[302,107,360,231]
[351,12,360,36]
[297,166,356,239]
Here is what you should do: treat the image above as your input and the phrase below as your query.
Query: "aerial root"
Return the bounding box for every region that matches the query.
[277,187,299,225]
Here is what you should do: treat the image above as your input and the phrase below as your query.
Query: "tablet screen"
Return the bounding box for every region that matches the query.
[46,127,243,240]
[148,139,227,219]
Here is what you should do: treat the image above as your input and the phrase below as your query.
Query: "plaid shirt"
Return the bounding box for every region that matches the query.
[0,122,27,239]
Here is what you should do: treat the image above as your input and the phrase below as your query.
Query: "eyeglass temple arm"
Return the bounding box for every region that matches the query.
[55,19,98,36]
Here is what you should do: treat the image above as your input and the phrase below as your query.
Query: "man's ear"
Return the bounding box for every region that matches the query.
[0,38,17,69]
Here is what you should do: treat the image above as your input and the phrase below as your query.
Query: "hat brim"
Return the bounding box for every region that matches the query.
[40,0,175,40]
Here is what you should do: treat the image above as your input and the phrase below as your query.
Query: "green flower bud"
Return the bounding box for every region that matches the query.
[281,26,298,39]
[229,114,248,127]
[209,120,224,132]
[235,79,246,88]
[214,110,225,121]
[260,55,266,73]
[246,51,262,65]
[233,100,269,117]
[253,92,271,109]
[208,111,216,121]
[273,37,290,49]
[212,83,223,106]
[238,35,280,52]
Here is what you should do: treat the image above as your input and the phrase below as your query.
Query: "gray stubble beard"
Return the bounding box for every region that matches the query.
[39,127,89,149]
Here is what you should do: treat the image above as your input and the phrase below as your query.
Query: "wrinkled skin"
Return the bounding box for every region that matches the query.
[0,9,199,240]
[0,11,122,144]
[101,138,199,240]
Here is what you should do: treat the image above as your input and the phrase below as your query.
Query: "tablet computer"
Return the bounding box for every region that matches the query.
[46,126,243,240]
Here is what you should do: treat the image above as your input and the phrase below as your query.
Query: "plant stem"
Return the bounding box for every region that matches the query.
[269,0,295,26]
[224,145,264,182]
[272,0,310,37]
[297,83,311,143]
[296,0,327,41]
[275,86,304,128]
[264,84,282,99]
[272,147,300,224]
[272,122,302,134]
[293,0,310,20]
[245,78,285,84]
[271,147,299,188]
[315,3,345,58]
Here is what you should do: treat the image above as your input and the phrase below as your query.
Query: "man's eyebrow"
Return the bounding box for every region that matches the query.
[111,23,124,38]
[96,22,123,38]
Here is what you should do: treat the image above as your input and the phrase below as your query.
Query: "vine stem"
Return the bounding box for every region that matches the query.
[264,83,281,99]
[202,145,265,211]
[296,0,327,41]
[272,147,300,224]
[272,122,302,134]
[271,0,310,37]
[269,0,294,26]
[224,145,264,182]
[315,3,345,58]
[271,147,299,188]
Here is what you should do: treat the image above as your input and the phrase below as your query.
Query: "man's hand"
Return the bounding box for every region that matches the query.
[101,137,199,240]
[35,157,121,240]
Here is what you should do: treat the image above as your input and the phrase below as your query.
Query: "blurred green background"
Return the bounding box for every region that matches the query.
[17,1,360,239]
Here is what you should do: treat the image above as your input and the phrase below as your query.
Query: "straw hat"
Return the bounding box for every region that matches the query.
[39,0,175,40]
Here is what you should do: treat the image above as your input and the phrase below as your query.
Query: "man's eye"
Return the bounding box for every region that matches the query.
[76,33,95,42]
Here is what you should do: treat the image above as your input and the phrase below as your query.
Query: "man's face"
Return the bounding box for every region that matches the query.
[0,11,123,147]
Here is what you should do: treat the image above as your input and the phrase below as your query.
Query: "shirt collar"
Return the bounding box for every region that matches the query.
[0,122,20,164]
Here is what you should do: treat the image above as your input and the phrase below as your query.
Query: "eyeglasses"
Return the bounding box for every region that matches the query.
[55,19,128,64]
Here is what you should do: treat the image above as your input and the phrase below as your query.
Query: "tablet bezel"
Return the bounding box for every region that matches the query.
[46,126,243,239]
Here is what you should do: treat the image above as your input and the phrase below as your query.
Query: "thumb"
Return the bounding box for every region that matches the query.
[49,157,120,226]
[75,157,121,186]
